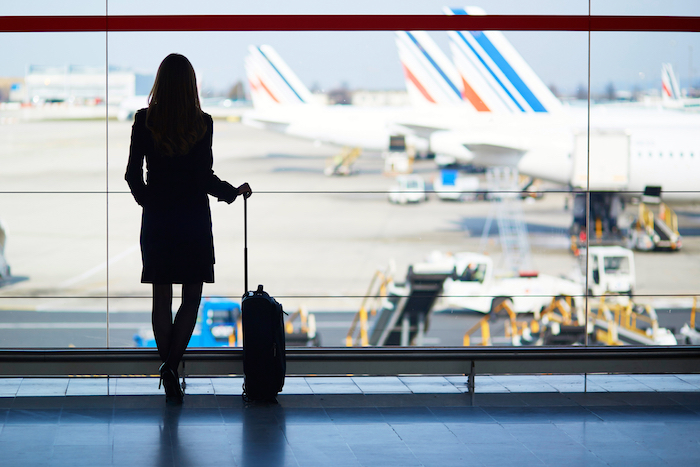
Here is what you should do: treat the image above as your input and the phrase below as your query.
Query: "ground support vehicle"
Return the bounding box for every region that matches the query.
[627,201,682,251]
[591,296,677,345]
[345,264,450,346]
[325,146,361,176]
[134,296,320,348]
[388,175,427,204]
[462,296,588,347]
[680,297,700,344]
[433,169,480,201]
[462,294,677,347]
[134,296,242,348]
[585,246,636,297]
[285,306,320,346]
[421,251,583,316]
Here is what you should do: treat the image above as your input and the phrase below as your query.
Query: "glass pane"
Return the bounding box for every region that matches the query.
[108,0,588,15]
[0,193,107,348]
[2,2,103,15]
[107,29,588,349]
[0,32,107,192]
[588,31,700,346]
[0,298,107,348]
[592,0,700,16]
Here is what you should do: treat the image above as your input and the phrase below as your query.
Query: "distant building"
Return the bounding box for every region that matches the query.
[297,90,409,107]
[22,65,153,105]
[351,90,409,107]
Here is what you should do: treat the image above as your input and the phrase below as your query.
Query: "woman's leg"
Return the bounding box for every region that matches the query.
[165,282,203,371]
[152,284,174,363]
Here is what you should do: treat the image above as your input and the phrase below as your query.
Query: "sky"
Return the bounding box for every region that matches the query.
[2,1,700,95]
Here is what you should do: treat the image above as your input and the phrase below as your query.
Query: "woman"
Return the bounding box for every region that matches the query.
[126,53,251,404]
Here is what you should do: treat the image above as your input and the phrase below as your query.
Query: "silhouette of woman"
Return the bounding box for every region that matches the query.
[126,53,251,404]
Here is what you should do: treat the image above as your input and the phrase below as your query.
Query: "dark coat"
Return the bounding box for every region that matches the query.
[125,109,237,284]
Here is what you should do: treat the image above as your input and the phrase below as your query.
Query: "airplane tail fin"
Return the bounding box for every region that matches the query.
[245,45,315,109]
[662,62,682,102]
[445,6,562,114]
[395,31,466,107]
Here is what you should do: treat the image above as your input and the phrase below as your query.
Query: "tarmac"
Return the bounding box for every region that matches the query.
[1,116,700,347]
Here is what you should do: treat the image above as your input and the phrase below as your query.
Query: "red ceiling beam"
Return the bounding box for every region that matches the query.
[0,14,698,33]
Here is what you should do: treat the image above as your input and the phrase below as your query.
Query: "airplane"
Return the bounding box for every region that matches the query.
[243,44,431,154]
[393,7,700,248]
[242,11,700,248]
[395,30,465,108]
[660,62,700,110]
[662,62,682,104]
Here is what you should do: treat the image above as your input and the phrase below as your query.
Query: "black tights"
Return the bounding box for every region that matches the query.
[152,283,203,371]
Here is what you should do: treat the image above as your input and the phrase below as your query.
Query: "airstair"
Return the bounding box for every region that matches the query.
[479,167,533,272]
[591,296,677,345]
[346,265,450,347]
[324,146,362,176]
[628,201,682,251]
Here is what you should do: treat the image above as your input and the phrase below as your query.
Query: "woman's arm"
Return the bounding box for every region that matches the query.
[125,112,150,206]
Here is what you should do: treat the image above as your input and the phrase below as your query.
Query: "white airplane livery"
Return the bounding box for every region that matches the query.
[245,45,315,109]
[662,62,682,103]
[394,8,700,205]
[395,31,465,107]
[445,6,562,114]
[242,7,700,218]
[243,44,410,151]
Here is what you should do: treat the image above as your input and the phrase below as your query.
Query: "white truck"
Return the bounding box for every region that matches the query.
[586,246,636,297]
[414,251,583,316]
[388,175,427,204]
[433,169,481,201]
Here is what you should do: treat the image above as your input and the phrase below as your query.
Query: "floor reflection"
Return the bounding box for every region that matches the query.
[241,401,287,467]
[159,405,190,467]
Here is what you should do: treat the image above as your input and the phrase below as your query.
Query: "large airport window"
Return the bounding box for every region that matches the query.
[0,5,698,353]
[589,28,700,346]
[0,30,108,348]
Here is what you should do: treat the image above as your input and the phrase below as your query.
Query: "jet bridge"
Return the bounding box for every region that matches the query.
[367,266,450,346]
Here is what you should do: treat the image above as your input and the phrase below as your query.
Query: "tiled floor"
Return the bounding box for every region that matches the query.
[4,374,700,397]
[1,375,700,466]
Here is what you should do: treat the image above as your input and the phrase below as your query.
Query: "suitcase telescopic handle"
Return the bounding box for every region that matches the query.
[244,194,248,294]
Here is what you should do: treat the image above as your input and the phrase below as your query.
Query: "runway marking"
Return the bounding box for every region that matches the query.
[59,244,139,288]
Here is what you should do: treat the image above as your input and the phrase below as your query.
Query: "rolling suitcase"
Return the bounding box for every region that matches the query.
[241,196,286,401]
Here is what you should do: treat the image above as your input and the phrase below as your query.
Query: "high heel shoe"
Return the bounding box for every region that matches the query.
[159,362,184,404]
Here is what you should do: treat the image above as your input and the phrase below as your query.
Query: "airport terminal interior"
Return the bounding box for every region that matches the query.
[2,2,700,466]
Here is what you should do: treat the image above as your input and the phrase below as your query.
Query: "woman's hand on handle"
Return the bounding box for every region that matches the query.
[237,183,252,199]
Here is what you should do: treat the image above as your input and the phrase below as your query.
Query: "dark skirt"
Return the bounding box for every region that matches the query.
[139,199,216,284]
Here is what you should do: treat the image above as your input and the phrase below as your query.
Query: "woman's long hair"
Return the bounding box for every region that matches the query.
[146,54,206,156]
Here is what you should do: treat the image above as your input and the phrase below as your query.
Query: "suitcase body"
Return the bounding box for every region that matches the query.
[242,284,286,401]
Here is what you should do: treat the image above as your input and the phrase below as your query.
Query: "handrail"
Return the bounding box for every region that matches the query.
[1,347,700,378]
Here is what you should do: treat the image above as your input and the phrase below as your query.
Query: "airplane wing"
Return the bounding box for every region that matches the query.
[463,143,527,167]
[241,114,291,133]
[464,143,526,157]
[393,122,449,139]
